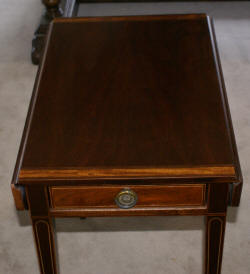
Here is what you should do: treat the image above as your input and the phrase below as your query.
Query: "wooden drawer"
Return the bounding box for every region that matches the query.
[50,184,206,209]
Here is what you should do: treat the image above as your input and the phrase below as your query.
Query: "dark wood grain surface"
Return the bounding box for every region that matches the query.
[16,14,240,184]
[12,15,242,274]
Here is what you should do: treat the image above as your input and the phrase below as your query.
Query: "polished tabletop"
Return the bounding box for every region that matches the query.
[17,14,239,183]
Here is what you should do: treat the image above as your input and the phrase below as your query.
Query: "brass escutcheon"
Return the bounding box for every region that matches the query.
[115,188,138,209]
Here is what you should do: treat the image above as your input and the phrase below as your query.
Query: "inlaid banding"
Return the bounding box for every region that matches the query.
[19,166,236,180]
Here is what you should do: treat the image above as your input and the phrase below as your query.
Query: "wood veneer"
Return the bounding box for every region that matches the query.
[18,15,241,185]
[50,184,206,208]
[20,166,235,180]
[12,15,242,274]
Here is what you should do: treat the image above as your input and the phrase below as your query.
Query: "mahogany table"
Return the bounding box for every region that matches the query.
[12,14,242,274]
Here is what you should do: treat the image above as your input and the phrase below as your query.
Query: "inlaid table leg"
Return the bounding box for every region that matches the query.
[31,217,57,274]
[26,186,58,274]
[205,216,226,274]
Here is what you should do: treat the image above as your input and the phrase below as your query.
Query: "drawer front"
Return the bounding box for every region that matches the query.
[50,184,206,209]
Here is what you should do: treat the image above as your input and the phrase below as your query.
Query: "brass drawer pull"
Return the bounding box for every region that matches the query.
[115,188,138,209]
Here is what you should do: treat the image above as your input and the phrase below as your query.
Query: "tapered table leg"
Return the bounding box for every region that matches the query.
[26,186,58,274]
[205,216,226,274]
[31,217,58,274]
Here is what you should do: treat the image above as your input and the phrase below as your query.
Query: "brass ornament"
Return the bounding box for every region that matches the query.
[115,188,138,209]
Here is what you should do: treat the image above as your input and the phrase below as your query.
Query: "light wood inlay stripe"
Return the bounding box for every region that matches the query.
[19,166,235,180]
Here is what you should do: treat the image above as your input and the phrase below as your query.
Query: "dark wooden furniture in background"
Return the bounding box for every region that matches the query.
[32,0,78,64]
[13,14,242,274]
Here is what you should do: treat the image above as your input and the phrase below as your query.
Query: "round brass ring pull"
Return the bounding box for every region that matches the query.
[115,188,138,209]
